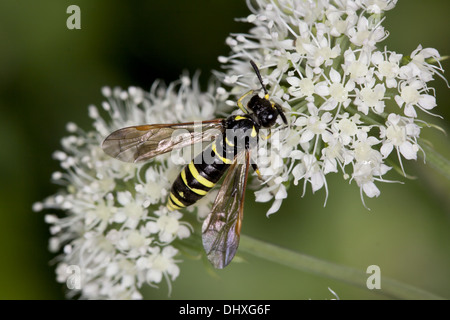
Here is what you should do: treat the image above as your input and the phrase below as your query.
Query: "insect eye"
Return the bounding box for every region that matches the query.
[261,112,276,127]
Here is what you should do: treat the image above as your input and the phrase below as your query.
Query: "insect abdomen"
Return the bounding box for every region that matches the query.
[167,141,231,211]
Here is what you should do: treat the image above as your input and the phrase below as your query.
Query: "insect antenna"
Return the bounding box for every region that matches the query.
[250,60,268,95]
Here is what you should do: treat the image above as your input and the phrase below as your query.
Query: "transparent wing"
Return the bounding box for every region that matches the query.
[202,150,250,269]
[101,120,224,163]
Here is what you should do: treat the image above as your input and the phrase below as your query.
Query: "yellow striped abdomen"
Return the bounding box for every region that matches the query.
[167,141,231,210]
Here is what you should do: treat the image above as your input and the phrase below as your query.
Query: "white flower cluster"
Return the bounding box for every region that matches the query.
[218,0,445,208]
[34,75,219,299]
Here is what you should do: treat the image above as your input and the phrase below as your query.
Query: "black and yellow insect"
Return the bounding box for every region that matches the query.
[102,61,287,268]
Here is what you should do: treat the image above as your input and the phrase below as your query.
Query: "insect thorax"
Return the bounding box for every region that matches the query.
[223,115,259,153]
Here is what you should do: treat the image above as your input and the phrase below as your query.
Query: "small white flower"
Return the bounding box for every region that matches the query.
[255,179,288,216]
[146,207,192,243]
[114,191,148,228]
[146,246,180,285]
[286,66,316,101]
[343,49,371,84]
[303,31,341,72]
[359,0,398,14]
[319,67,354,110]
[395,80,437,117]
[372,50,402,88]
[294,106,332,144]
[401,45,444,83]
[348,16,388,50]
[380,114,420,174]
[352,161,381,198]
[335,114,361,145]
[354,82,386,114]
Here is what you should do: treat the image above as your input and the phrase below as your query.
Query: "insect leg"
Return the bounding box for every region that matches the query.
[237,90,254,114]
[251,163,263,181]
[274,103,288,124]
[260,128,272,140]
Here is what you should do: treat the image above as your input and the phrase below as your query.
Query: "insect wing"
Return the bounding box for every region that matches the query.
[202,151,250,269]
[101,120,224,163]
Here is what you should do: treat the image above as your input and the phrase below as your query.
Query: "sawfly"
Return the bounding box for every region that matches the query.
[102,61,287,268]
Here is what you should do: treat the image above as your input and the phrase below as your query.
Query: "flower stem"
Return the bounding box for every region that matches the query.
[419,141,450,181]
[239,234,445,299]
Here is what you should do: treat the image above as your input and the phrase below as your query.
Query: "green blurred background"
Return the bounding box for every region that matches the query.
[0,0,449,300]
